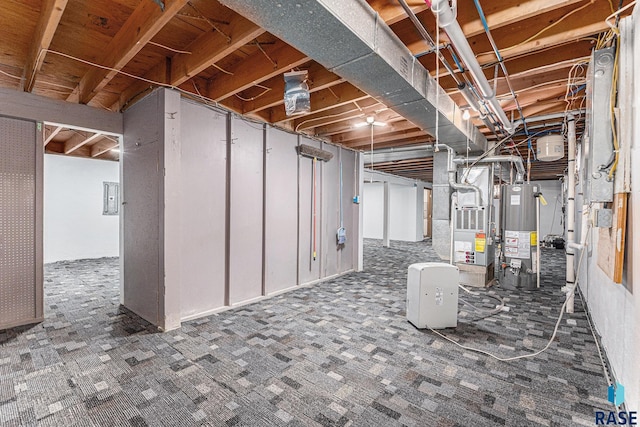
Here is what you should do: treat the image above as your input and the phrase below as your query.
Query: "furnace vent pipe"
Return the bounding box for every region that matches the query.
[431,0,515,134]
[443,145,482,206]
[453,155,525,183]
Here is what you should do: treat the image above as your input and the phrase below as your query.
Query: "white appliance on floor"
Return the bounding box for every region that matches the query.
[406,263,459,329]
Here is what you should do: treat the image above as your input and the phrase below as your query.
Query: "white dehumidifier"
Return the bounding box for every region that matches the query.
[406,263,459,329]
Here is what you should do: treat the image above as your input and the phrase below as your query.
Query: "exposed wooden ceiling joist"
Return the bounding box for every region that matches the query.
[64,131,103,154]
[0,0,628,178]
[23,0,69,92]
[69,0,190,105]
[90,137,119,158]
[261,82,370,124]
[208,41,308,102]
[44,125,64,147]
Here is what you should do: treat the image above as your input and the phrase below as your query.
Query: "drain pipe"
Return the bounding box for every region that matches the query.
[431,0,515,134]
[453,155,526,184]
[566,114,577,313]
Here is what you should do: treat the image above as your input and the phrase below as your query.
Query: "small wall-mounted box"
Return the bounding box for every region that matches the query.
[594,208,613,228]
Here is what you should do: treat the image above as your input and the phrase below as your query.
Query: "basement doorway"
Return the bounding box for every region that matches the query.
[43,124,122,323]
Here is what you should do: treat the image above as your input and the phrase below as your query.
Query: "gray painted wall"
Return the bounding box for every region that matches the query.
[122,89,361,328]
[298,137,323,284]
[265,127,299,294]
[339,149,357,274]
[122,90,163,328]
[179,102,226,319]
[229,117,264,305]
[322,143,340,278]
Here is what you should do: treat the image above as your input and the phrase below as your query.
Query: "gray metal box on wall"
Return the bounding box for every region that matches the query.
[584,47,615,203]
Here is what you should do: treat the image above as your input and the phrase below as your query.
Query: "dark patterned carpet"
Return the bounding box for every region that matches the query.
[0,239,613,426]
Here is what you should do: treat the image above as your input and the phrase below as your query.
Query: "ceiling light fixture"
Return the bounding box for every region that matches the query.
[462,109,471,120]
[354,116,387,128]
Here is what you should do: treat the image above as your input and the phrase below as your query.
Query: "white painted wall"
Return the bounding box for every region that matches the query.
[44,155,119,263]
[577,10,639,411]
[363,182,384,239]
[363,180,424,242]
[531,180,564,239]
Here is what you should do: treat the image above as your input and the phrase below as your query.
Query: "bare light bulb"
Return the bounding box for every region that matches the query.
[462,109,471,120]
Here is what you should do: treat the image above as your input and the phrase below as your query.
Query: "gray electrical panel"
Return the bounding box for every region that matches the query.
[103,182,119,215]
[584,47,615,203]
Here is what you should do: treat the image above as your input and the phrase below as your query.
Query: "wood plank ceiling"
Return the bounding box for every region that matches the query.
[0,0,631,180]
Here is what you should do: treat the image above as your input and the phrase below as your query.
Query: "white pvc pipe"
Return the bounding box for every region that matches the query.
[536,195,541,288]
[431,0,514,134]
[566,114,576,313]
[450,193,457,264]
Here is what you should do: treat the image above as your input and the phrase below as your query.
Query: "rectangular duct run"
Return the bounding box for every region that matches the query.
[218,0,488,153]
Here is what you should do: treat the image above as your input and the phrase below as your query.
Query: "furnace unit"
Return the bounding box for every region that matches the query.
[452,166,495,287]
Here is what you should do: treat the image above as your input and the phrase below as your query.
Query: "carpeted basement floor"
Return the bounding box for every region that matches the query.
[1,239,613,426]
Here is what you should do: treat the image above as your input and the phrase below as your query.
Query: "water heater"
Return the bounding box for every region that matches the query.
[499,184,539,290]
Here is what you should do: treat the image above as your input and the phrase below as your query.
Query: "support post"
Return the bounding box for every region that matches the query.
[566,114,576,313]
[383,181,390,248]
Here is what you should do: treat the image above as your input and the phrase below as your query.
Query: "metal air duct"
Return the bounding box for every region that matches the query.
[431,0,515,134]
[453,155,526,183]
[217,0,488,153]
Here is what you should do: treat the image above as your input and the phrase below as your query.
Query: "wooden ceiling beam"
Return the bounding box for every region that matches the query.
[345,129,431,149]
[43,125,64,147]
[518,100,572,118]
[333,121,422,144]
[403,0,587,55]
[23,0,68,92]
[476,25,607,65]
[474,1,616,65]
[115,13,264,110]
[292,98,383,131]
[369,0,430,25]
[70,0,190,105]
[460,0,587,39]
[90,137,119,158]
[315,111,407,137]
[261,82,370,124]
[64,131,103,154]
[171,16,264,87]
[206,41,309,102]
[112,57,170,111]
